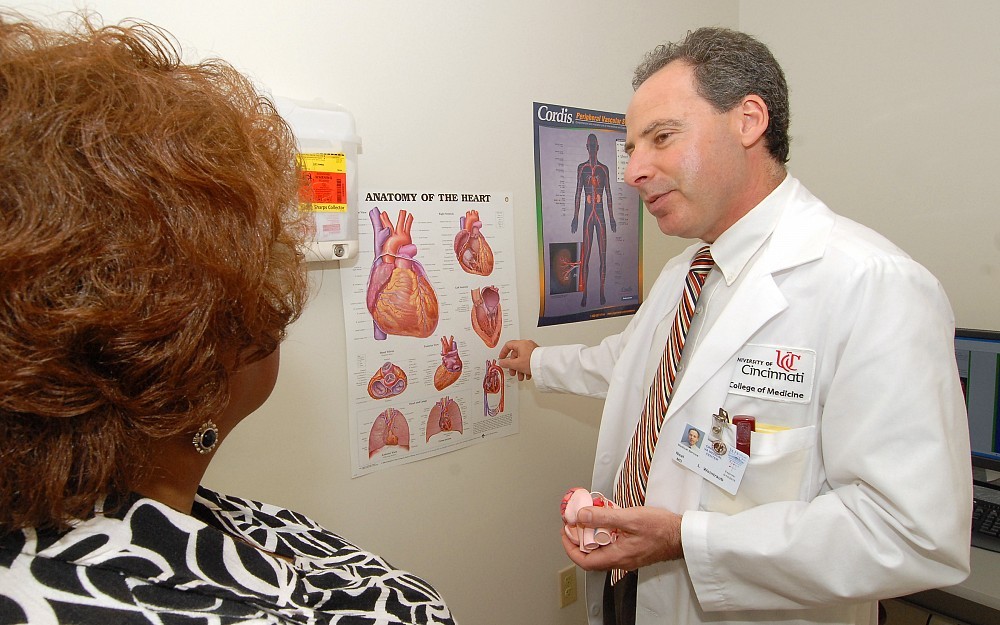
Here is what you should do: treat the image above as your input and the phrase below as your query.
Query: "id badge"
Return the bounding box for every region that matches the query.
[674,421,749,495]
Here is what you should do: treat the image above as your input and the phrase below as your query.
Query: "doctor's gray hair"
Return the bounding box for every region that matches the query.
[633,27,790,164]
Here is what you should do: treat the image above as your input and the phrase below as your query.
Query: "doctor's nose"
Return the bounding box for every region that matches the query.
[624,149,650,188]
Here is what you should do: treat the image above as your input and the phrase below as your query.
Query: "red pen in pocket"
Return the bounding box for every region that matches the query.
[733,415,755,456]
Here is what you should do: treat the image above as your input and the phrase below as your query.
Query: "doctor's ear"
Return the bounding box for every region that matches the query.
[736,94,769,149]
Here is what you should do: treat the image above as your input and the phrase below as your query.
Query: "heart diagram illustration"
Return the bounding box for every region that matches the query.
[368,407,410,458]
[434,335,463,391]
[483,359,505,416]
[470,285,502,348]
[367,207,439,340]
[453,209,494,276]
[367,361,408,400]
[426,396,463,442]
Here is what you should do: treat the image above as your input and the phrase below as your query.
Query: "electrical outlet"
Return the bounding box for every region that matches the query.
[558,564,577,607]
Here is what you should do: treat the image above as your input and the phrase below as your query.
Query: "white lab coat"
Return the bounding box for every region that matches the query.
[532,177,971,625]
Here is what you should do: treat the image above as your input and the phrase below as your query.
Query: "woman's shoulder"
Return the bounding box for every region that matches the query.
[3,490,455,624]
[194,487,457,625]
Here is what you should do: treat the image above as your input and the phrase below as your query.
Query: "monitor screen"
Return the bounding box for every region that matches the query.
[955,328,1000,474]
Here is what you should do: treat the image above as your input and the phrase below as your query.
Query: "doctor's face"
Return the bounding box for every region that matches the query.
[624,61,748,243]
[688,428,700,447]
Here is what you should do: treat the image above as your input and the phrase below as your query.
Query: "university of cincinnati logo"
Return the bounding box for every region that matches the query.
[775,349,802,372]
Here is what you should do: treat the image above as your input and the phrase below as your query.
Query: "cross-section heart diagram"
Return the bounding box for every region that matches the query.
[453,209,494,276]
[426,396,463,441]
[434,335,463,391]
[470,285,502,348]
[368,361,407,400]
[367,207,439,340]
[483,359,505,416]
[368,407,410,458]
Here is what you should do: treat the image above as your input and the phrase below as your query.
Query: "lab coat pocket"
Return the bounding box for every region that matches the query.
[699,424,816,516]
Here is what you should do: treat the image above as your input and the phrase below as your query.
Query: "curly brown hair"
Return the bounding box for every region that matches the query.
[0,12,309,532]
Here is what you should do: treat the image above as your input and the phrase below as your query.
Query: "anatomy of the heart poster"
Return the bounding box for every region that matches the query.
[533,102,642,326]
[341,190,519,477]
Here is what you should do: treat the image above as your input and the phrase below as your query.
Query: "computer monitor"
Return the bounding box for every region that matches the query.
[955,328,1000,474]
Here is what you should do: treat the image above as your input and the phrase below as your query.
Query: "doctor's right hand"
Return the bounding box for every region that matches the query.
[562,504,684,572]
[497,339,538,381]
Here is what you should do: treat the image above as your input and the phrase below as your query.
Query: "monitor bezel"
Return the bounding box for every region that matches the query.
[956,328,1000,474]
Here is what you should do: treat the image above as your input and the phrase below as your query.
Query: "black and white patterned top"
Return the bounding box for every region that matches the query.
[0,487,456,624]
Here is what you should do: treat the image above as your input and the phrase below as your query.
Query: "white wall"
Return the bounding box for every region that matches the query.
[5,2,736,624]
[740,0,1000,330]
[10,2,998,623]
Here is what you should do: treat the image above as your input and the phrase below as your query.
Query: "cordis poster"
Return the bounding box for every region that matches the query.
[533,102,642,326]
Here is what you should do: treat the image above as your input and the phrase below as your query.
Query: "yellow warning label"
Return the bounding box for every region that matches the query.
[297,153,347,212]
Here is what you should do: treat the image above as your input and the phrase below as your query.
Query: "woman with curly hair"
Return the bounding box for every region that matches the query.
[0,11,454,624]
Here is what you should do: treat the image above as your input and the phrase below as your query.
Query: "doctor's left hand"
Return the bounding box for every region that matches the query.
[562,505,684,571]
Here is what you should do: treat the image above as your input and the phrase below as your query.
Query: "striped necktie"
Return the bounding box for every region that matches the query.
[611,246,714,584]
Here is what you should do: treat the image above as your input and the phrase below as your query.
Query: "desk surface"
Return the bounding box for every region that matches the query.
[899,548,1000,625]
[957,470,1000,610]
[898,472,1000,622]
[942,546,1000,611]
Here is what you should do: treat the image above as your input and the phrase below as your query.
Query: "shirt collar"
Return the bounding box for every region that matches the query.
[707,173,792,285]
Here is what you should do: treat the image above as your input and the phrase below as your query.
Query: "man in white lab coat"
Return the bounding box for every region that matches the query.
[498,27,971,625]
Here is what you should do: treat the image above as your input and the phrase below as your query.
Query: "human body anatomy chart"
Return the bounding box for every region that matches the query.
[341,190,519,476]
[533,102,642,326]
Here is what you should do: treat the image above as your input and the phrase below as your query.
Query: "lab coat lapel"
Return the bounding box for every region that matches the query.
[664,183,836,418]
[665,273,786,416]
